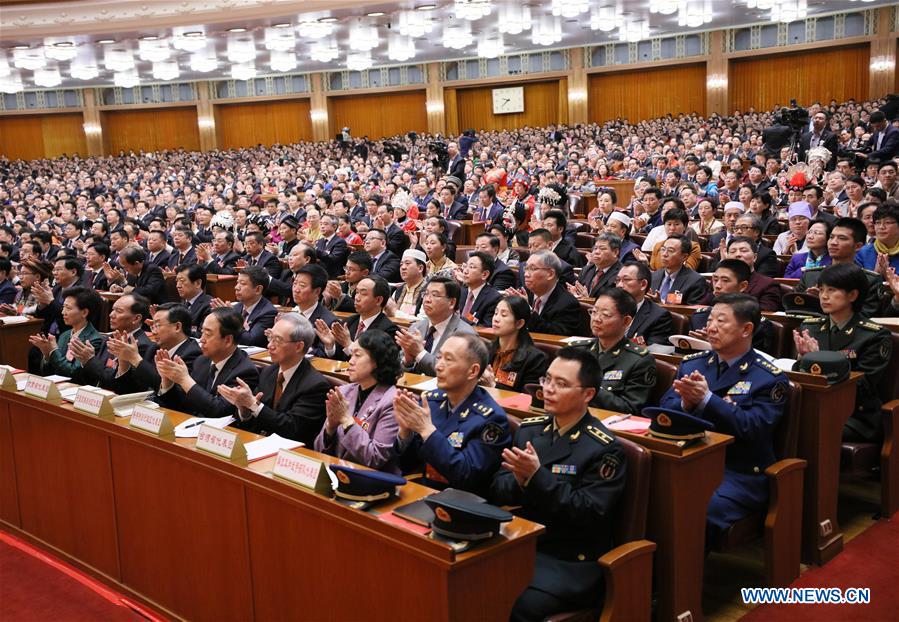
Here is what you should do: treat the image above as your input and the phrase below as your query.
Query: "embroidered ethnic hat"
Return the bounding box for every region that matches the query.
[643,407,715,442]
[794,351,850,385]
[329,465,406,502]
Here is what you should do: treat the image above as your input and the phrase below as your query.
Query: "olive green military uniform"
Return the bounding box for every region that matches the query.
[798,313,892,441]
[796,265,885,318]
[586,336,658,415]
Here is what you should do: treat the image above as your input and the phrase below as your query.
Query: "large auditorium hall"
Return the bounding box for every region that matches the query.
[0,1,898,621]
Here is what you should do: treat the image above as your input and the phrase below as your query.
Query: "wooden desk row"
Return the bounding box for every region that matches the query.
[250,351,733,622]
[0,386,542,622]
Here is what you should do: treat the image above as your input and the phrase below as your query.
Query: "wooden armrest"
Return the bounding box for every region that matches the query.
[598,540,656,622]
[881,399,898,518]
[764,458,806,480]
[881,398,899,418]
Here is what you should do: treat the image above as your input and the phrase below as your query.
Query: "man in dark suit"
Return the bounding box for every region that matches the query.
[364,229,401,282]
[316,276,398,361]
[166,226,196,269]
[219,313,329,445]
[473,184,505,222]
[650,235,710,306]
[727,237,782,311]
[373,205,410,258]
[445,142,466,179]
[324,251,372,313]
[709,214,780,278]
[175,263,212,337]
[114,303,202,392]
[115,246,166,304]
[574,233,622,298]
[797,110,838,170]
[81,242,110,291]
[232,266,278,348]
[155,307,259,420]
[67,293,154,393]
[615,262,674,347]
[861,110,899,163]
[491,347,626,621]
[510,250,583,336]
[292,264,338,358]
[242,231,283,278]
[474,233,517,291]
[525,230,576,286]
[34,256,82,336]
[543,210,586,268]
[200,231,241,275]
[437,185,468,221]
[315,214,349,278]
[144,230,171,269]
[458,252,502,327]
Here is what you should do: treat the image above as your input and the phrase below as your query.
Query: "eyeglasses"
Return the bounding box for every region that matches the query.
[539,376,584,391]
[615,276,637,283]
[523,265,551,273]
[733,225,757,232]
[422,291,448,300]
[269,336,298,347]
[588,308,620,320]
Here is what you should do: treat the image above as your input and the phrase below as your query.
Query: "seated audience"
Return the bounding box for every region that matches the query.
[483,296,548,393]
[28,286,104,379]
[784,219,832,278]
[458,251,502,327]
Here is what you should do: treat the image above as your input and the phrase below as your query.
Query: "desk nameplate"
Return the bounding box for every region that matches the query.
[196,423,246,464]
[73,387,114,420]
[23,375,61,403]
[272,449,332,495]
[129,404,174,437]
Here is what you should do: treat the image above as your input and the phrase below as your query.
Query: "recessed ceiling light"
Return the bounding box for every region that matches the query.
[416,4,437,10]
[366,11,386,17]
[183,31,204,38]
[227,27,248,33]
[273,22,292,28]
[97,38,116,44]
[53,41,75,48]
[318,17,338,23]
[11,45,29,50]
[140,35,159,41]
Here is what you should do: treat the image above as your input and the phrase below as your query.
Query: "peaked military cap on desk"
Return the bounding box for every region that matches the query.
[794,351,851,385]
[425,496,513,545]
[329,465,406,503]
[669,334,711,352]
[643,407,715,442]
[782,292,824,317]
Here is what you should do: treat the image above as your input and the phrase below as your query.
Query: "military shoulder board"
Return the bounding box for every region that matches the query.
[625,342,649,356]
[683,350,710,361]
[474,403,494,417]
[859,320,884,331]
[520,415,550,426]
[756,358,783,375]
[801,317,827,324]
[586,425,614,445]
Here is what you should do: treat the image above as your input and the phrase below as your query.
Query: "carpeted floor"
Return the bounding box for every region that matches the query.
[739,517,898,622]
[0,532,158,622]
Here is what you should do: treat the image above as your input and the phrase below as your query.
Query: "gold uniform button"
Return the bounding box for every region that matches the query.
[577,554,586,561]
[753,467,760,473]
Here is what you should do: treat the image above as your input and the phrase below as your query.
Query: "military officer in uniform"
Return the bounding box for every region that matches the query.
[491,347,627,621]
[794,263,892,441]
[660,293,787,536]
[584,287,657,415]
[794,218,884,317]
[394,333,510,496]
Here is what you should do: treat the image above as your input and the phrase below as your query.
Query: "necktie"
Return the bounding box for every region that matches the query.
[533,298,544,315]
[273,372,285,410]
[424,325,437,353]
[659,274,673,301]
[462,292,475,317]
[355,319,366,339]
[718,360,728,379]
[207,365,220,391]
[591,268,603,293]
[242,309,249,327]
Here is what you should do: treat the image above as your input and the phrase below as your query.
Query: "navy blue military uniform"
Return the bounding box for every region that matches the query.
[397,386,510,497]
[660,349,787,532]
[491,414,626,621]
[691,307,776,353]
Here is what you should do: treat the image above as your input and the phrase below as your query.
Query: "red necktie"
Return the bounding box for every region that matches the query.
[534,298,543,315]
[355,320,366,339]
[462,292,475,316]
[591,269,603,293]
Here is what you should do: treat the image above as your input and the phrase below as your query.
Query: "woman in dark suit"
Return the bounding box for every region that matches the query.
[483,296,548,393]
[314,330,403,473]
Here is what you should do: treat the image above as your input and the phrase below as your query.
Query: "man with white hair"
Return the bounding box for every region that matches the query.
[218,313,330,445]
[507,250,582,336]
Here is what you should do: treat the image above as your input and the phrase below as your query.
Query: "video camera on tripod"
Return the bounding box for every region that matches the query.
[762,99,809,158]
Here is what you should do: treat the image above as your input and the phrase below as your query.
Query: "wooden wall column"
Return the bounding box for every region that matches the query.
[706,30,728,115]
[869,6,897,99]
[309,73,330,143]
[567,48,588,125]
[196,82,217,152]
[425,63,446,136]
[82,88,104,156]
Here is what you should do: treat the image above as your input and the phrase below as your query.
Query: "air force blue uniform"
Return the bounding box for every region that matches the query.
[660,349,787,532]
[397,386,510,496]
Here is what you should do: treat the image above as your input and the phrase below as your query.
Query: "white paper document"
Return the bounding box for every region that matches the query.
[0,316,31,325]
[244,434,303,462]
[238,345,267,356]
[410,378,439,391]
[174,415,236,438]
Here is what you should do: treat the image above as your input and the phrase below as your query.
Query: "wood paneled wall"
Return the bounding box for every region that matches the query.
[729,44,870,112]
[449,80,561,132]
[0,114,86,160]
[102,107,200,154]
[216,99,313,149]
[328,91,427,139]
[588,63,707,124]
